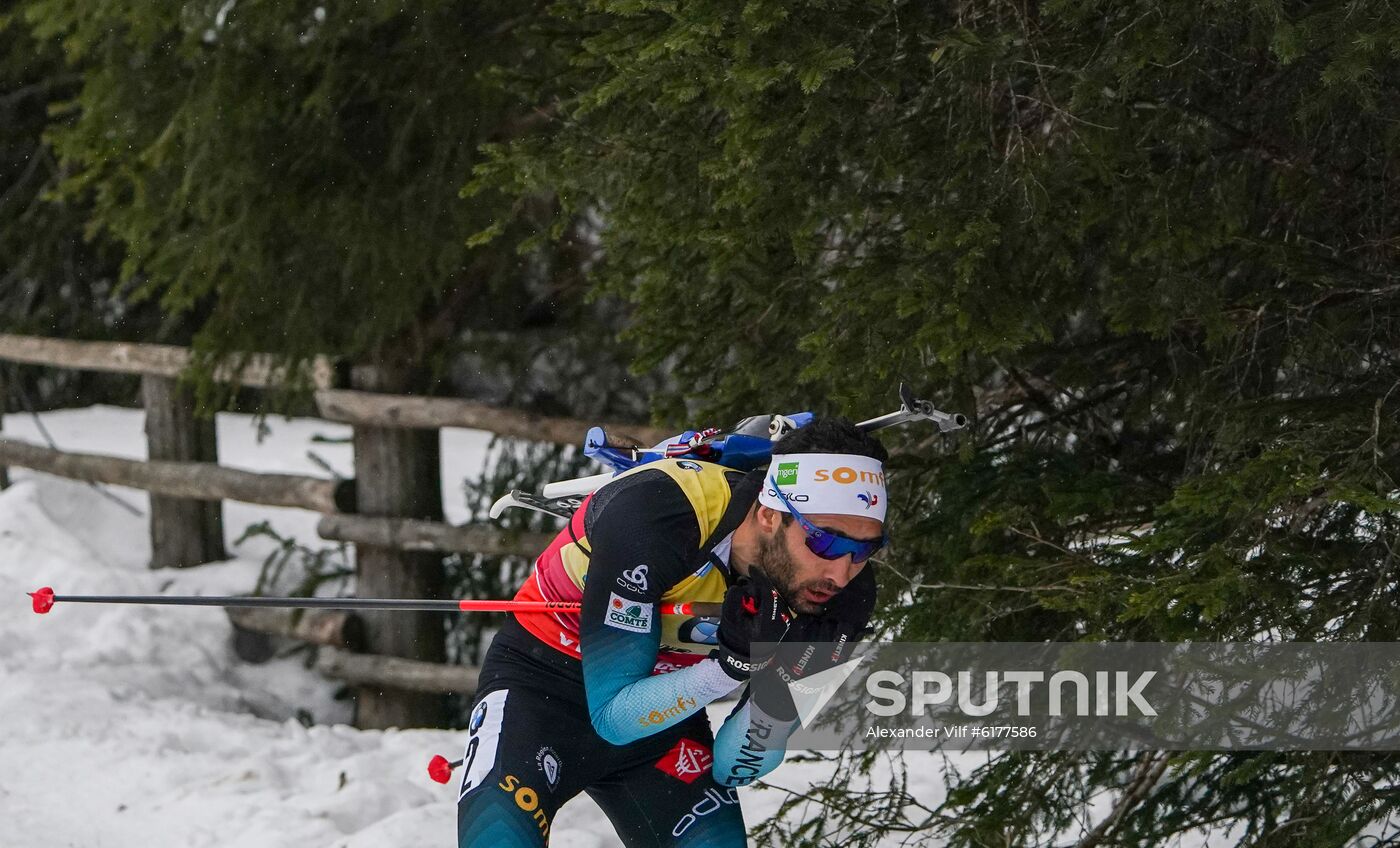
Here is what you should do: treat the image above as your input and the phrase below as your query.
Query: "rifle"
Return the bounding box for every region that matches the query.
[490,383,966,519]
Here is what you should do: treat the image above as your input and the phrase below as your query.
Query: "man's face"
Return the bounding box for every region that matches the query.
[753,509,882,614]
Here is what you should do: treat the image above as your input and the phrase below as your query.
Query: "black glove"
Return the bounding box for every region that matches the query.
[711,571,793,681]
[815,562,878,655]
[753,566,879,720]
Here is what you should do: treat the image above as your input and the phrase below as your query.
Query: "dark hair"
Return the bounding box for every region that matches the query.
[771,416,888,463]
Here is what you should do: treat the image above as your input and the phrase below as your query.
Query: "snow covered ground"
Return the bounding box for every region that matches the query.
[0,405,1300,846]
[0,405,958,847]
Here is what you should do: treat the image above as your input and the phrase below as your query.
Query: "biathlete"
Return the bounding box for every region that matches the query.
[456,417,889,846]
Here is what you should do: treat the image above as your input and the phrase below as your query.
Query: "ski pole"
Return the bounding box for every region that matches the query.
[26,587,720,618]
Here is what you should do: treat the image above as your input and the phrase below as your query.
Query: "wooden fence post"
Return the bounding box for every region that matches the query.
[0,367,8,491]
[350,364,448,729]
[142,375,224,568]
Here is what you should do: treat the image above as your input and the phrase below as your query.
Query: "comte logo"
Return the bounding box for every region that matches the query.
[605,593,654,633]
[775,462,799,487]
[618,601,641,616]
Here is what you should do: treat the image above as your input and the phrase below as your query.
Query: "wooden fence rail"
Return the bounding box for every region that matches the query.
[0,437,357,512]
[316,514,552,557]
[0,333,339,390]
[316,648,480,695]
[0,333,670,725]
[227,609,478,696]
[227,608,366,655]
[316,388,670,445]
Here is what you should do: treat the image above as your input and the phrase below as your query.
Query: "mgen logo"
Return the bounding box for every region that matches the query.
[775,462,799,487]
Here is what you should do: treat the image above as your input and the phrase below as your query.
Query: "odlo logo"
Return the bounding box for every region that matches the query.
[671,787,739,837]
[775,462,799,487]
[618,563,650,592]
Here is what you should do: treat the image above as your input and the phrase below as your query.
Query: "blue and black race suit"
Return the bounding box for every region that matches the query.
[457,460,796,847]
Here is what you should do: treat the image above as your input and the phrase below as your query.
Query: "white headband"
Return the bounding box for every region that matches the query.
[757,452,887,523]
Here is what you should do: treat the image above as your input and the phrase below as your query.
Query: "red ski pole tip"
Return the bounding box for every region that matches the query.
[427,755,456,784]
[29,587,55,615]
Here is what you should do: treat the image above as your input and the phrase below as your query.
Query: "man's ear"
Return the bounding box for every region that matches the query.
[755,504,786,534]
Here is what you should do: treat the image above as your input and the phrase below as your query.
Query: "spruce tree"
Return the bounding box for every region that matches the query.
[13,0,564,405]
[0,17,144,407]
[470,0,1400,843]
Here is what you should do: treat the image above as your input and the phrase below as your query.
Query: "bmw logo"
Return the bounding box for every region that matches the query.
[678,618,720,645]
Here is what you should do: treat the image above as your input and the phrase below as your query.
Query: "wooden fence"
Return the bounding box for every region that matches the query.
[0,333,665,727]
